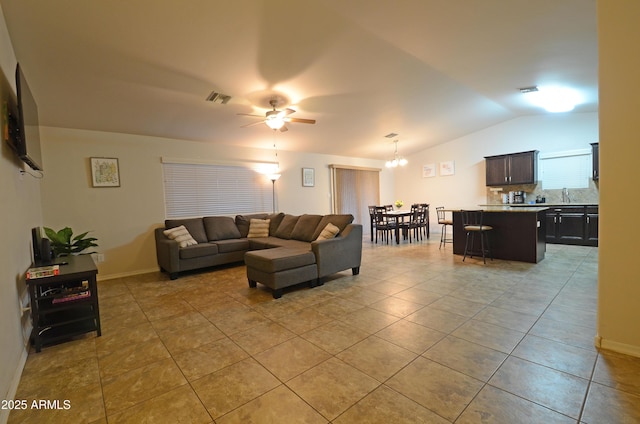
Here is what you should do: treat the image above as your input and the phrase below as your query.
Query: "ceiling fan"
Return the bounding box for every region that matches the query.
[238,99,316,132]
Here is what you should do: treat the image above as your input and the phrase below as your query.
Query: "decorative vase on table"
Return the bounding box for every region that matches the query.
[395,200,404,210]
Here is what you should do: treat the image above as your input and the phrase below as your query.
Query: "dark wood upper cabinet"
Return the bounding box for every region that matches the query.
[485,150,538,186]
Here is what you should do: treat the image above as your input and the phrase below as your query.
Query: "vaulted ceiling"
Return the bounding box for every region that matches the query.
[1,0,597,159]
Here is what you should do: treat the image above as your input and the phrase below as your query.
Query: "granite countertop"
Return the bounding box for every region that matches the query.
[482,206,549,212]
[480,203,598,207]
[449,206,549,212]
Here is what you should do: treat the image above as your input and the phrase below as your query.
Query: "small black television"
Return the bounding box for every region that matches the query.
[11,63,43,171]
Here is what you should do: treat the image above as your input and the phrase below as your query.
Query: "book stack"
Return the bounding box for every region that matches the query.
[26,265,60,280]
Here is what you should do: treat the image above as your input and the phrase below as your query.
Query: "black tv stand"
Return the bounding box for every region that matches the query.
[26,255,100,352]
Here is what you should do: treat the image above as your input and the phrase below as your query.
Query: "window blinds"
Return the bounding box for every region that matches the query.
[539,149,591,190]
[162,162,272,218]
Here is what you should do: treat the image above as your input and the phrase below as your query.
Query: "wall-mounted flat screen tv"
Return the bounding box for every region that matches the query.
[13,63,43,171]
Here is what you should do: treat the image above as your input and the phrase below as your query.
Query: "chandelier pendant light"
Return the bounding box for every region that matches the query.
[386,140,408,168]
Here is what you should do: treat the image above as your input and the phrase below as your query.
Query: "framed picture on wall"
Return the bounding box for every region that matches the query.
[302,167,315,187]
[439,160,455,176]
[422,163,436,178]
[90,157,120,187]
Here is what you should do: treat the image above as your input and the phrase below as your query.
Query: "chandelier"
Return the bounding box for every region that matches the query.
[385,140,408,168]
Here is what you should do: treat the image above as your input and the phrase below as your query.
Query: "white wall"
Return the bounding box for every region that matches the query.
[40,127,393,279]
[0,5,43,421]
[395,113,599,230]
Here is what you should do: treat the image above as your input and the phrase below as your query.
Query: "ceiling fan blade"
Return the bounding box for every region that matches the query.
[237,113,265,118]
[286,117,316,124]
[284,108,296,115]
[279,125,289,132]
[241,120,266,128]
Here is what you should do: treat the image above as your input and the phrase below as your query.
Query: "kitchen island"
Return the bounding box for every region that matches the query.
[451,206,548,263]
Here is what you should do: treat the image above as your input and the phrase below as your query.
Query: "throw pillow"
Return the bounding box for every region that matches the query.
[316,223,340,240]
[163,225,198,247]
[247,219,270,238]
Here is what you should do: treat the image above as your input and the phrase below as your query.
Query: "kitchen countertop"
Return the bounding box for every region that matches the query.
[449,206,549,212]
[480,203,598,207]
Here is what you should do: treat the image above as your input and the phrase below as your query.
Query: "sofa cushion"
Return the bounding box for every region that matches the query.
[179,242,219,259]
[274,214,300,239]
[214,239,251,253]
[163,225,198,247]
[311,214,355,240]
[165,218,208,243]
[316,223,340,240]
[235,213,268,237]
[267,212,285,235]
[244,248,316,273]
[290,214,323,242]
[203,216,241,241]
[248,219,270,238]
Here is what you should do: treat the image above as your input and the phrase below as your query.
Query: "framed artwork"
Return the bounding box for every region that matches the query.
[302,167,315,187]
[422,163,436,178]
[91,157,120,187]
[439,160,455,176]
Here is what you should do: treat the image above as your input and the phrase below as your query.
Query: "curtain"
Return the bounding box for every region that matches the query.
[331,165,380,234]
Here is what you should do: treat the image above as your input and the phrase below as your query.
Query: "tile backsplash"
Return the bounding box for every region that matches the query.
[486,180,599,204]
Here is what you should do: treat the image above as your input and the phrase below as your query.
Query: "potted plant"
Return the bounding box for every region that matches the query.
[43,227,98,257]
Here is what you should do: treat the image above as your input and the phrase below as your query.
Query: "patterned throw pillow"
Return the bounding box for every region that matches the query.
[163,225,198,247]
[247,219,270,238]
[315,223,340,240]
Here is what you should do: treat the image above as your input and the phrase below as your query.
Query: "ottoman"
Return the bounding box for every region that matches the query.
[244,248,319,299]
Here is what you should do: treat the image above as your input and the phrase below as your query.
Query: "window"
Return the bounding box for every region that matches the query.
[162,160,273,218]
[539,149,591,190]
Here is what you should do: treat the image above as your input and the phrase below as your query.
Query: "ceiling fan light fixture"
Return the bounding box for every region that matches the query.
[265,116,285,130]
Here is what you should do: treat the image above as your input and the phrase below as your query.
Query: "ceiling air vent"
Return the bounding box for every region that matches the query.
[206,91,232,104]
[518,86,539,93]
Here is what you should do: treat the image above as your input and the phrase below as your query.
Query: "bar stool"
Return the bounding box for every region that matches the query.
[461,210,493,264]
[436,207,453,249]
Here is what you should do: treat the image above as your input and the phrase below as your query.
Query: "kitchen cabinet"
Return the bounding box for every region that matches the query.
[585,206,599,244]
[545,205,598,246]
[591,143,599,180]
[485,150,538,186]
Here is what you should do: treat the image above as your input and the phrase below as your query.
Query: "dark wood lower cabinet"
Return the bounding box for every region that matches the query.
[546,205,598,247]
[453,209,546,263]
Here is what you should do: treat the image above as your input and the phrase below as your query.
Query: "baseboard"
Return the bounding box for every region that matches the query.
[97,267,160,282]
[0,347,28,424]
[596,336,640,358]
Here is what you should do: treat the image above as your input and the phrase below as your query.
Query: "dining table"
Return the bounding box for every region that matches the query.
[385,209,413,244]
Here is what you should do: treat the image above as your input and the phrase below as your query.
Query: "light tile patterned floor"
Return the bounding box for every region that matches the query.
[9,237,640,423]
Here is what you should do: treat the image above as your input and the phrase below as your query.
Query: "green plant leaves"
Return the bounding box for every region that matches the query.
[43,226,98,257]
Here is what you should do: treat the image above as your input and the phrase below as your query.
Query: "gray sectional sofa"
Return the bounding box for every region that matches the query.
[154,212,362,294]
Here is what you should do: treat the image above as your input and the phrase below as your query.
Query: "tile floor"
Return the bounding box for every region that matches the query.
[9,236,640,423]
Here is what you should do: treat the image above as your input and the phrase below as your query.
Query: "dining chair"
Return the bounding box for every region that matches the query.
[404,204,424,242]
[461,209,493,264]
[419,203,430,239]
[436,207,453,249]
[374,206,395,244]
[368,205,377,242]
